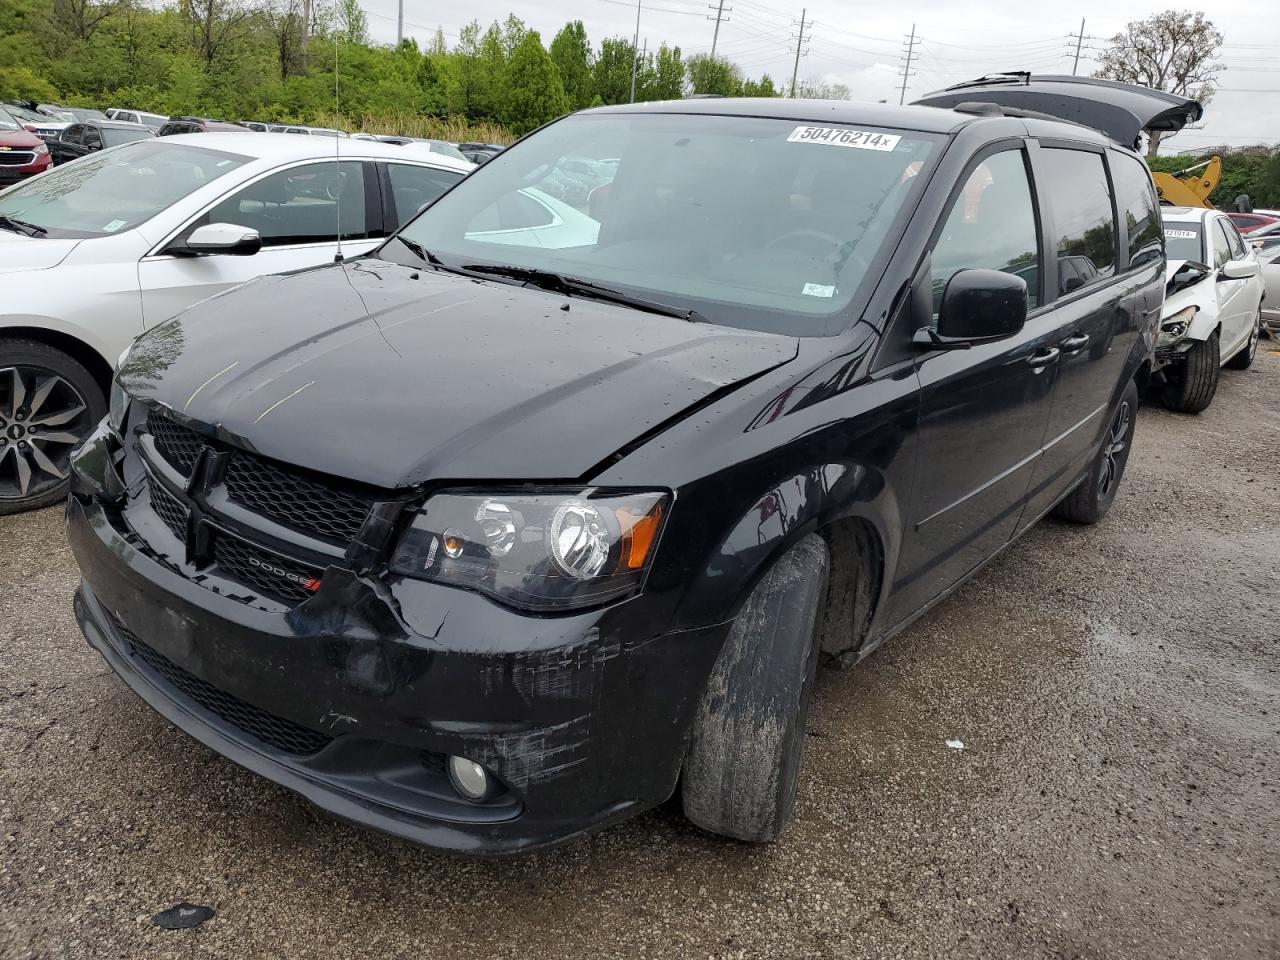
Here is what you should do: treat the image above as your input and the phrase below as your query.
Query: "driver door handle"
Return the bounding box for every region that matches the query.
[1027,347,1060,370]
[1060,333,1090,355]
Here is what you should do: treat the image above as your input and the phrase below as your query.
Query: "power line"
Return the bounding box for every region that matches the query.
[708,0,730,57]
[1068,18,1086,75]
[789,8,810,98]
[899,23,919,105]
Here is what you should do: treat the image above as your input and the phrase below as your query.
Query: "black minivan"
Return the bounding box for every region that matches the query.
[66,77,1195,853]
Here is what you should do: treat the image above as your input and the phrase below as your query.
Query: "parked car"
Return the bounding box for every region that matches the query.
[0,134,472,512]
[48,119,154,165]
[44,106,107,123]
[4,103,70,140]
[1155,207,1264,412]
[104,108,168,131]
[267,124,311,135]
[0,105,52,187]
[304,127,348,138]
[67,77,1188,853]
[239,121,271,132]
[1260,242,1280,337]
[1244,220,1280,249]
[458,141,504,165]
[157,117,249,136]
[1225,211,1279,235]
[401,138,470,162]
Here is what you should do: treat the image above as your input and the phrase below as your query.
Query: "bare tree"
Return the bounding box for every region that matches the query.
[1094,10,1223,156]
[186,0,255,66]
[48,0,118,42]
[267,0,307,80]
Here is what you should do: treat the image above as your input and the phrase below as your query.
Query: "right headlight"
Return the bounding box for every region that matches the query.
[388,489,669,612]
[1160,305,1197,338]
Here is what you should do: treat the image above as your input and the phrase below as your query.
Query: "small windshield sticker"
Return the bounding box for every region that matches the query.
[103,219,127,233]
[802,282,836,298]
[787,126,902,151]
[1164,228,1197,239]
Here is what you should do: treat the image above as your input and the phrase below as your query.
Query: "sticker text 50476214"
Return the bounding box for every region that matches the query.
[787,126,902,151]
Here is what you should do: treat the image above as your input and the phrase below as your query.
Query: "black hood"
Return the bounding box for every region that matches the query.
[120,259,799,489]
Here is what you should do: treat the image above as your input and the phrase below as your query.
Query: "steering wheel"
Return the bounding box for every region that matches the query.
[767,229,845,258]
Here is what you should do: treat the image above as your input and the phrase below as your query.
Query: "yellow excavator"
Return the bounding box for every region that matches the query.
[1152,155,1221,208]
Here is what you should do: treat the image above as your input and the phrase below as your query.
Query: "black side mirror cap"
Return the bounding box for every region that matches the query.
[917,267,1028,349]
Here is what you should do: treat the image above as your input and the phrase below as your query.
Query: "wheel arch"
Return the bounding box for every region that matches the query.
[0,325,114,398]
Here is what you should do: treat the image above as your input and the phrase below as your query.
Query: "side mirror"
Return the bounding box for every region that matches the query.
[1220,259,1259,280]
[177,222,262,256]
[914,268,1028,349]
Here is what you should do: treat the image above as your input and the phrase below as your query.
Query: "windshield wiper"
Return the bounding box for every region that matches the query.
[0,215,46,237]
[458,263,705,322]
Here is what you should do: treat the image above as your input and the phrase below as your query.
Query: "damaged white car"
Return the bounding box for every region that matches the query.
[1156,207,1265,413]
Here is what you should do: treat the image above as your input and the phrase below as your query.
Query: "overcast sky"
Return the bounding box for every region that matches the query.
[356,0,1279,153]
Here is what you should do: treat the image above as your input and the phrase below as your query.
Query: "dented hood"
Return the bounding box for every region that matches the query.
[121,258,798,488]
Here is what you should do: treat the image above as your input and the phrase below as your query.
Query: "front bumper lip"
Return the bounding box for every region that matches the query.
[66,494,728,854]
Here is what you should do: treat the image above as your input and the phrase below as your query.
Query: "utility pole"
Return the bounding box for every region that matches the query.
[898,23,918,106]
[1069,18,1086,75]
[708,0,730,58]
[396,0,403,46]
[629,0,642,102]
[789,8,809,99]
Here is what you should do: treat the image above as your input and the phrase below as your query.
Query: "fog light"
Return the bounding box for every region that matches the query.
[447,755,493,802]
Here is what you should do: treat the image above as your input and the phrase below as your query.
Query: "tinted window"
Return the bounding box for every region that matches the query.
[205,161,366,247]
[1210,221,1231,268]
[61,124,83,145]
[930,148,1040,318]
[1162,222,1202,262]
[102,127,152,147]
[385,162,464,227]
[1110,153,1162,268]
[83,127,102,149]
[1038,148,1116,294]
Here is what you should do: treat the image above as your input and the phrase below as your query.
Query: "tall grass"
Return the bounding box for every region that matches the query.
[315,112,516,144]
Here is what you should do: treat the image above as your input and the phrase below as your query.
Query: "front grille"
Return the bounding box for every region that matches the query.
[213,533,322,604]
[111,616,333,756]
[225,452,371,543]
[147,476,189,541]
[147,410,205,476]
[0,152,35,166]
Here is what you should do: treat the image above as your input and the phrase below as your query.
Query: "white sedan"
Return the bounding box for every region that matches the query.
[0,133,473,512]
[1156,206,1265,413]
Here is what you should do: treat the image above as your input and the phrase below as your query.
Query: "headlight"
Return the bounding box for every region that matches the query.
[33,142,48,155]
[1160,305,1197,338]
[389,489,669,611]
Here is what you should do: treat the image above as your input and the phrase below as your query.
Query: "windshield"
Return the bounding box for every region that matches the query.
[0,107,19,132]
[1163,222,1203,262]
[102,126,153,147]
[0,140,250,239]
[393,112,940,335]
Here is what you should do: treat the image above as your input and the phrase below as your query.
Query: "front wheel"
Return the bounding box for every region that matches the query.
[0,339,106,515]
[1052,378,1139,525]
[1224,309,1261,370]
[681,534,830,842]
[1161,332,1220,414]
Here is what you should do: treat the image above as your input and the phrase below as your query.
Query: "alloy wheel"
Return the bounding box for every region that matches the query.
[0,365,91,504]
[1097,400,1131,499]
[1246,317,1259,362]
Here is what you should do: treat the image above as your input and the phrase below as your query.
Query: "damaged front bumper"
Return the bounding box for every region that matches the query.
[66,453,728,854]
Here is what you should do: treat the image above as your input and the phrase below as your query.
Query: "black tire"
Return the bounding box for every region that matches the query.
[1052,378,1139,525]
[1161,332,1219,414]
[681,534,829,842]
[0,338,106,515]
[1224,308,1261,370]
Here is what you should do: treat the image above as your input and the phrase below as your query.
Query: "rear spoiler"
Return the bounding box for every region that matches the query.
[912,74,1203,151]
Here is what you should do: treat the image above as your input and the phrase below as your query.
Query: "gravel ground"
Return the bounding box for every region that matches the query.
[2,348,1278,960]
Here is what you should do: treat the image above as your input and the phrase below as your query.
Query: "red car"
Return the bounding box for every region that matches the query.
[0,105,52,187]
[1225,211,1280,235]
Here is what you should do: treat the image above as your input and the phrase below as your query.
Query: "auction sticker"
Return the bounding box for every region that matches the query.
[787,126,901,151]
[1164,229,1197,239]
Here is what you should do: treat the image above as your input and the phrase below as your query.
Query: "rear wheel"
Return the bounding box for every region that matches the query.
[0,339,105,515]
[1161,332,1219,414]
[681,534,829,842]
[1224,308,1261,370]
[1052,378,1138,525]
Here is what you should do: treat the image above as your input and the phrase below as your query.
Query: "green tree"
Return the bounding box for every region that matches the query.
[686,53,741,96]
[500,30,568,134]
[638,43,682,101]
[593,37,634,104]
[333,0,367,45]
[741,73,779,97]
[549,20,594,109]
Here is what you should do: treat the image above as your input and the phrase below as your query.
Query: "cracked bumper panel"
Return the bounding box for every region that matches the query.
[66,496,729,854]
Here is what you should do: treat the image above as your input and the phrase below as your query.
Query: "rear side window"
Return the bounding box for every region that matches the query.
[929,148,1041,318]
[1110,153,1162,269]
[385,163,464,228]
[1038,148,1117,294]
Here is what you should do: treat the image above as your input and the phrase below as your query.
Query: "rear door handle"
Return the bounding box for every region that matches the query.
[1027,347,1060,370]
[1060,333,1090,355]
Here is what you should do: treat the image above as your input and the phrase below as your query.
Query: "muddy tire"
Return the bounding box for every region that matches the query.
[1224,309,1261,370]
[681,534,829,842]
[1053,378,1138,525]
[1161,332,1219,414]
